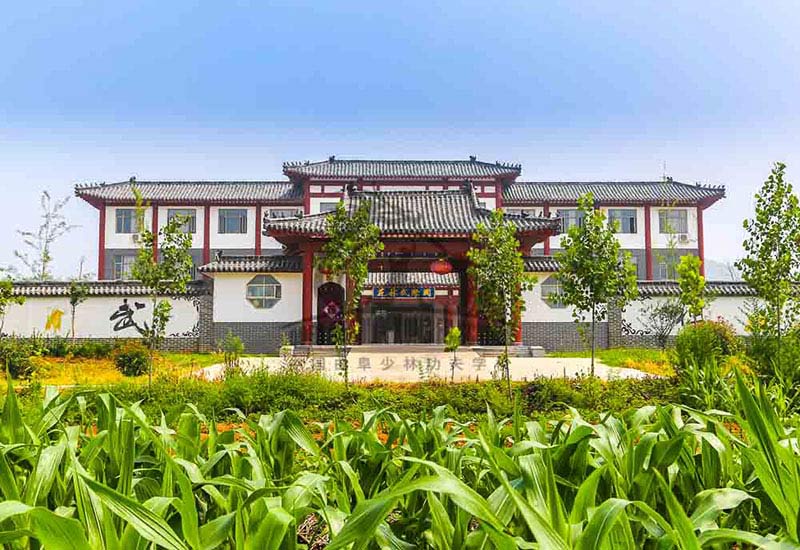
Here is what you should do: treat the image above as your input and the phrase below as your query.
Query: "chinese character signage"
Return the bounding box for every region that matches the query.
[372,286,435,298]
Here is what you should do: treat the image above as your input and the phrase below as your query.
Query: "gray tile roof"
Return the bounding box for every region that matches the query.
[198,255,302,273]
[366,272,459,287]
[505,180,725,206]
[265,187,560,237]
[523,256,561,272]
[283,157,521,179]
[75,181,303,205]
[11,280,209,297]
[637,281,755,297]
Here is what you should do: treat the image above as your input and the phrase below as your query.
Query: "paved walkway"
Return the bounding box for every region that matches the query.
[197,350,648,383]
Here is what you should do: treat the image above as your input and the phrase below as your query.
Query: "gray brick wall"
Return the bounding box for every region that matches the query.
[213,322,302,354]
[522,321,608,352]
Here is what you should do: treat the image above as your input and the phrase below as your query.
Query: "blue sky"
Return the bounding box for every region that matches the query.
[1,1,799,276]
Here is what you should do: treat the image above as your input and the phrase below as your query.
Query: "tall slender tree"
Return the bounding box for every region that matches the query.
[318,199,383,387]
[467,208,533,397]
[14,191,77,280]
[130,186,194,389]
[555,193,639,375]
[735,162,800,372]
[676,254,707,323]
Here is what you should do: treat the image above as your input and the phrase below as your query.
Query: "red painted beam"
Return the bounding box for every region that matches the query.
[203,205,211,264]
[303,179,311,214]
[543,203,551,256]
[644,205,653,280]
[465,273,478,345]
[301,248,314,344]
[697,206,705,276]
[98,206,106,280]
[255,205,262,255]
[151,205,159,262]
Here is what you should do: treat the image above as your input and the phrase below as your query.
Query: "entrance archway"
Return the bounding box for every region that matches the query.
[317,282,344,345]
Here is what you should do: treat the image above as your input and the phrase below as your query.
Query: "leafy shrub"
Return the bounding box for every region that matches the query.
[522,375,678,416]
[72,341,115,359]
[44,336,72,358]
[677,358,736,411]
[674,318,741,372]
[113,341,149,377]
[218,332,244,376]
[0,338,36,378]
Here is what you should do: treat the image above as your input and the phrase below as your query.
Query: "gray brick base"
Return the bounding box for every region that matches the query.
[522,322,608,352]
[213,322,302,354]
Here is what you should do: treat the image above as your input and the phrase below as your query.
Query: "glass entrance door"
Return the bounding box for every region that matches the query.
[371,303,434,343]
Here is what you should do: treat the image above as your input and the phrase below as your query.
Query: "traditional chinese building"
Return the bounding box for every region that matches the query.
[71,157,726,351]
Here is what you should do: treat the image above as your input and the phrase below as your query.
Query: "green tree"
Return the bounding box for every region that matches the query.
[735,162,800,373]
[676,254,707,322]
[444,326,462,383]
[0,279,25,343]
[68,257,91,343]
[318,200,383,387]
[467,209,533,396]
[555,193,639,375]
[14,191,77,280]
[130,186,194,388]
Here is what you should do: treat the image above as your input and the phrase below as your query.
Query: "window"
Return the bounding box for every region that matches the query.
[269,208,302,219]
[112,255,136,279]
[657,260,678,280]
[659,209,688,234]
[218,209,248,234]
[556,209,585,231]
[167,208,196,233]
[246,275,282,308]
[115,208,137,234]
[540,276,566,308]
[608,209,637,234]
[319,202,339,213]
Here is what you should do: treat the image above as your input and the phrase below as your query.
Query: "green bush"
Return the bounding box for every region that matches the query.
[674,318,741,372]
[0,338,36,378]
[113,342,149,377]
[43,337,72,358]
[72,341,115,359]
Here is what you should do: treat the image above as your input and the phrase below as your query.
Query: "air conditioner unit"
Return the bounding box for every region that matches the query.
[678,233,690,244]
[131,233,141,244]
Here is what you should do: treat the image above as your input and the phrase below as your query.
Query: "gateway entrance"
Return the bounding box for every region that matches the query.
[369,303,435,344]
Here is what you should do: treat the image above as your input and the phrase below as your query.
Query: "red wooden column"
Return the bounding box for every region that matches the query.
[98,206,106,280]
[301,248,314,345]
[644,205,653,280]
[465,272,478,345]
[255,205,262,255]
[542,203,551,256]
[151,205,159,261]
[203,205,211,265]
[697,206,705,276]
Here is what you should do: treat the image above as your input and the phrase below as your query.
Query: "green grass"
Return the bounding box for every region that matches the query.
[548,347,674,376]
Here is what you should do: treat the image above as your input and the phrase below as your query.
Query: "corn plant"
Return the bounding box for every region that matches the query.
[1,373,799,548]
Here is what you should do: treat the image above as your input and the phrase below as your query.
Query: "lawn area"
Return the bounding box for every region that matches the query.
[548,347,674,376]
[30,352,225,386]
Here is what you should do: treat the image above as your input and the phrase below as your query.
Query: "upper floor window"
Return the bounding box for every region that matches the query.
[218,209,248,234]
[557,209,585,231]
[269,208,302,219]
[167,208,197,234]
[112,254,136,279]
[319,202,339,213]
[246,275,282,308]
[608,209,637,234]
[659,209,688,234]
[115,208,138,234]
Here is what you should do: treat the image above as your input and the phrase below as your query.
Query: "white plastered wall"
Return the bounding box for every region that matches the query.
[212,272,303,323]
[622,295,755,336]
[2,296,198,338]
[521,272,580,322]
